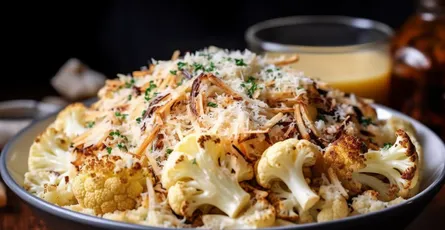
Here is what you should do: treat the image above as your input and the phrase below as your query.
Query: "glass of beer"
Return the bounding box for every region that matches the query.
[245,16,394,104]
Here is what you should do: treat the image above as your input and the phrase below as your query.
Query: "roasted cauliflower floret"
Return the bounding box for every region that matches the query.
[28,127,72,173]
[353,129,419,200]
[323,134,366,195]
[71,157,147,214]
[161,134,252,218]
[24,170,76,206]
[202,184,275,229]
[54,103,88,139]
[25,127,76,206]
[351,190,405,214]
[255,138,320,211]
[316,169,349,223]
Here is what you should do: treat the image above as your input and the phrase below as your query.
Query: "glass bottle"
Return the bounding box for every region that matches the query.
[389,0,445,140]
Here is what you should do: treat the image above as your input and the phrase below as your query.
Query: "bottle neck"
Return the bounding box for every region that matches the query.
[418,0,445,14]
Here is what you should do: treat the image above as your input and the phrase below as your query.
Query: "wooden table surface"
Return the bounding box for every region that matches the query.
[0,177,444,230]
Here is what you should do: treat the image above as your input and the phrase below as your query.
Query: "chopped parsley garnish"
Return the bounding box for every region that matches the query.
[106,147,112,154]
[166,148,173,155]
[109,130,121,137]
[192,158,197,164]
[207,102,217,108]
[125,78,135,88]
[128,94,132,100]
[177,62,187,70]
[177,78,184,86]
[241,76,258,98]
[117,143,128,152]
[383,143,392,150]
[266,69,273,73]
[144,81,157,101]
[141,110,147,117]
[169,70,177,75]
[235,58,246,66]
[316,114,326,121]
[115,111,128,119]
[193,63,204,72]
[198,53,212,59]
[360,117,373,126]
[205,62,215,72]
[297,86,304,90]
[136,117,142,124]
[86,121,95,128]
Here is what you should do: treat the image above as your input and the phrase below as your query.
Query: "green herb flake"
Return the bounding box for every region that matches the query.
[86,121,95,128]
[382,143,392,150]
[128,94,132,100]
[206,62,215,72]
[316,114,326,121]
[177,62,187,70]
[106,147,112,154]
[136,117,142,124]
[141,110,147,117]
[241,76,258,98]
[360,117,373,126]
[144,81,157,101]
[125,78,135,88]
[192,158,197,164]
[166,148,173,155]
[193,63,204,72]
[169,70,177,75]
[177,78,184,86]
[117,143,128,152]
[207,102,218,108]
[266,69,273,73]
[235,58,246,66]
[109,130,121,137]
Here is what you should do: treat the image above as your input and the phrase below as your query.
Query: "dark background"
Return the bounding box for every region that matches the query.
[2,0,417,101]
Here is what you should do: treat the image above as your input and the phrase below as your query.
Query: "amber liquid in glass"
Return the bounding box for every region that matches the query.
[389,0,445,139]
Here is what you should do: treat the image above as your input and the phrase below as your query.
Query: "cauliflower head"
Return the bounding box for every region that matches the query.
[202,184,276,229]
[353,129,419,200]
[255,138,320,211]
[71,156,147,214]
[161,134,252,218]
[351,190,405,214]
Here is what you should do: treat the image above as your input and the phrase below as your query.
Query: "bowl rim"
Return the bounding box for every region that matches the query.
[1,103,445,230]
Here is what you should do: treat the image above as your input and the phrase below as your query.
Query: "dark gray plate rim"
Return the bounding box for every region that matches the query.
[1,103,445,230]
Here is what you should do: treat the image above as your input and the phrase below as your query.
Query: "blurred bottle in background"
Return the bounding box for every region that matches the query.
[390,0,445,140]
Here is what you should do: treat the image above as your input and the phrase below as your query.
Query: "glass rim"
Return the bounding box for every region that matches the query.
[245,15,395,53]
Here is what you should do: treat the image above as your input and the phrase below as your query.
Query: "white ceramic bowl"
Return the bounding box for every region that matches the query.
[1,104,445,230]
